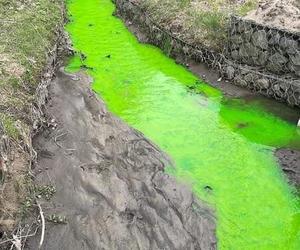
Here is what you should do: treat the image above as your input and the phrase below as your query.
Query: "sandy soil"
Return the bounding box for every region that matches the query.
[25,70,216,250]
[246,0,300,31]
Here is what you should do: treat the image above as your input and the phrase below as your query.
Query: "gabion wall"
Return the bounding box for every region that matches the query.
[227,16,300,77]
[115,0,300,107]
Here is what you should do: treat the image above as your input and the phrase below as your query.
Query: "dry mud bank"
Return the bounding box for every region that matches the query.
[246,0,300,31]
[26,70,216,249]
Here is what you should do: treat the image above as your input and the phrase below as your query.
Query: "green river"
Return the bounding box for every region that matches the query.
[66,0,300,249]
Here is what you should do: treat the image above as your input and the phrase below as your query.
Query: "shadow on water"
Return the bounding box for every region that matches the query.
[219,97,300,150]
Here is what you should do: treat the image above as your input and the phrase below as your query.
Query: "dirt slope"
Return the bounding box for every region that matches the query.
[246,0,300,31]
[26,69,216,250]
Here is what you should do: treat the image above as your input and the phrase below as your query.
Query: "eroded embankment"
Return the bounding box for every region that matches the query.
[65,0,300,249]
[26,70,216,249]
[0,0,65,234]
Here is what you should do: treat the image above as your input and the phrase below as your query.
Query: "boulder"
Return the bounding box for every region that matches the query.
[257,78,270,89]
[242,30,253,42]
[268,32,281,45]
[252,30,268,50]
[244,73,258,83]
[231,35,243,44]
[231,50,239,60]
[267,53,288,72]
[239,42,259,58]
[236,20,252,33]
[257,51,269,65]
[290,52,300,66]
[280,37,299,54]
[234,75,248,87]
[226,65,235,80]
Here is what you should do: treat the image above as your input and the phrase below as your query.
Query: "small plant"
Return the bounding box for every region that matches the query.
[47,214,67,224]
[35,185,56,201]
[21,196,35,217]
[195,10,227,47]
[0,113,20,140]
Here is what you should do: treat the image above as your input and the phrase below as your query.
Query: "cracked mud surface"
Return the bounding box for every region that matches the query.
[26,70,216,250]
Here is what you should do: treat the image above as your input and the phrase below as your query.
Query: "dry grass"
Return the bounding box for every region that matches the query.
[0,0,64,234]
[140,0,258,50]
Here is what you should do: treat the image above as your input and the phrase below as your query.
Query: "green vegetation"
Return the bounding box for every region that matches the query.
[47,214,67,224]
[0,113,20,140]
[141,0,258,50]
[21,183,56,217]
[0,0,64,232]
[0,0,64,141]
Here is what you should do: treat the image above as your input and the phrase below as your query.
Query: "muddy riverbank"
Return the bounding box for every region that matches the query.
[26,70,216,249]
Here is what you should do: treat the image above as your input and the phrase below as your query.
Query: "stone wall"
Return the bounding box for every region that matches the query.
[227,16,300,77]
[115,0,300,107]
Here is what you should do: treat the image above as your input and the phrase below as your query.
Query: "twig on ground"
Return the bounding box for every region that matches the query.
[0,225,39,246]
[37,202,45,249]
[54,132,67,142]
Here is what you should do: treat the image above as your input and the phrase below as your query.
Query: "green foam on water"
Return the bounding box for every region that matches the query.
[66,0,300,249]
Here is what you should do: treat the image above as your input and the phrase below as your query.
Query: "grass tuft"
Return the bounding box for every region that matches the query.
[0,113,20,140]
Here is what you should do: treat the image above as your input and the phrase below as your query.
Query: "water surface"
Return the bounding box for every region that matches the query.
[66,0,300,249]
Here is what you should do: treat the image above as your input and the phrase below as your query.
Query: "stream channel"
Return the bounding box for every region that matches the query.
[66,0,300,249]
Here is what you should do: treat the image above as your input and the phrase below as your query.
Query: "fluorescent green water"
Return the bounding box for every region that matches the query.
[66,0,300,249]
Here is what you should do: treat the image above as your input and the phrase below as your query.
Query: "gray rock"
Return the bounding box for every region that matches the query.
[239,42,259,58]
[285,39,299,55]
[226,65,235,80]
[257,51,269,65]
[279,37,299,55]
[273,83,288,95]
[267,53,288,72]
[236,20,251,33]
[252,30,268,50]
[279,82,289,92]
[242,30,253,42]
[293,80,300,87]
[257,78,270,89]
[290,52,300,66]
[231,50,239,60]
[268,32,281,45]
[234,75,248,87]
[273,84,281,93]
[231,35,243,44]
[295,66,300,77]
[287,62,300,76]
[244,73,258,83]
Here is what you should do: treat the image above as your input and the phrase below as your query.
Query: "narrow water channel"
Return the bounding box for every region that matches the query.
[66,0,300,249]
